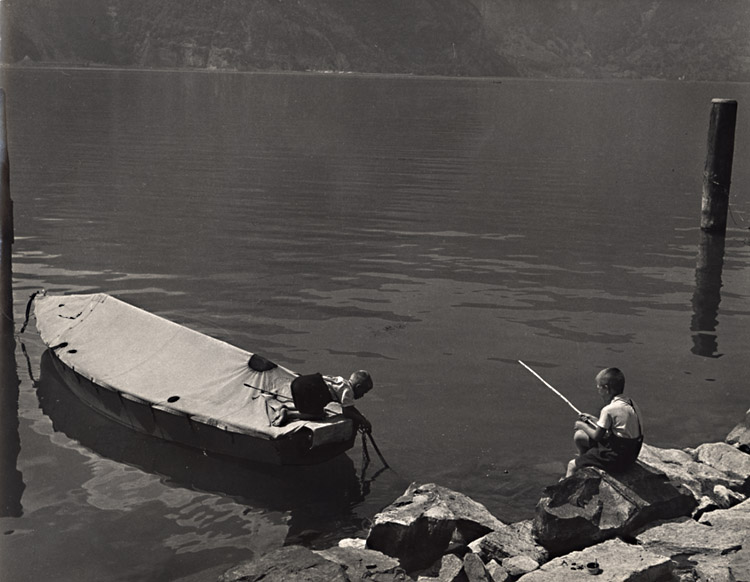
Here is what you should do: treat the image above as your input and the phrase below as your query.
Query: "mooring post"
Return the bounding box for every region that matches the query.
[0,87,24,518]
[700,99,737,233]
[1,88,13,336]
[1,88,13,337]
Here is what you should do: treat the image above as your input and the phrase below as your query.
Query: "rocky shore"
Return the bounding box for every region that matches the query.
[218,407,750,582]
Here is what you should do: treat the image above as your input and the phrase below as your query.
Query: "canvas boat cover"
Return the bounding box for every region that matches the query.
[34,292,347,440]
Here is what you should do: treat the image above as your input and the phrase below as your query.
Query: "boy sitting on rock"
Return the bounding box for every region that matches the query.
[272,370,373,432]
[566,367,643,478]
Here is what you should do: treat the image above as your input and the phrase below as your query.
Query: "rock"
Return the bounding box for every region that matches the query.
[712,484,746,508]
[416,554,463,582]
[693,563,735,582]
[638,514,750,581]
[367,482,505,572]
[315,545,407,581]
[533,464,696,556]
[468,520,547,565]
[515,538,674,581]
[696,499,750,582]
[636,516,744,556]
[698,497,750,528]
[338,538,367,550]
[694,485,747,517]
[485,560,509,582]
[639,443,749,509]
[218,545,348,582]
[726,407,750,453]
[463,553,493,582]
[500,555,539,577]
[693,442,750,487]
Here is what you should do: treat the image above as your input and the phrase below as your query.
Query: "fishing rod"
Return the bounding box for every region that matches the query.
[517,360,584,416]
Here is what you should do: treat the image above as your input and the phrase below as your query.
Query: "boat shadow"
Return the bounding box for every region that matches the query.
[35,349,371,546]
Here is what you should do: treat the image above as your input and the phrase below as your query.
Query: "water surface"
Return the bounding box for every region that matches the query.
[1,69,750,581]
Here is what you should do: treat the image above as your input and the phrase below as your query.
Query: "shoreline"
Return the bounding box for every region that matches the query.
[218,406,750,581]
[5,62,747,85]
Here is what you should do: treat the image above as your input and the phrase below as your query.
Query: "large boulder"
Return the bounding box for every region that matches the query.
[314,545,407,581]
[638,443,749,514]
[366,482,505,573]
[467,520,547,565]
[533,464,696,556]
[515,538,674,582]
[698,498,750,582]
[692,442,750,487]
[636,516,744,557]
[415,553,499,582]
[726,406,750,453]
[637,515,746,580]
[218,545,348,582]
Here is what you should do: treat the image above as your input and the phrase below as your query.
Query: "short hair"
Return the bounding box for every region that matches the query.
[596,368,625,394]
[350,370,373,392]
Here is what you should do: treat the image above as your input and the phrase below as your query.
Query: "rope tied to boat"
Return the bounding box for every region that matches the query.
[19,289,45,334]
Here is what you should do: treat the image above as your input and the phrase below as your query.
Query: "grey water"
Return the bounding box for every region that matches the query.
[1,68,750,581]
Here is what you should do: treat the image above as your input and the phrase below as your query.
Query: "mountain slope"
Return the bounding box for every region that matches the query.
[3,0,750,81]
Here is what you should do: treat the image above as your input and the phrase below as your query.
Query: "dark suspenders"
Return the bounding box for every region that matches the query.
[626,398,643,441]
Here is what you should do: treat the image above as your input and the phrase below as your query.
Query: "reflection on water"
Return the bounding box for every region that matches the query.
[1,239,24,518]
[35,349,370,546]
[691,231,726,358]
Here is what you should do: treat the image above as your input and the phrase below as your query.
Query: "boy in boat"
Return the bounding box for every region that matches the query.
[565,367,643,478]
[271,370,373,432]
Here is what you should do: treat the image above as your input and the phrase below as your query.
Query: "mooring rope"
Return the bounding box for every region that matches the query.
[19,289,44,334]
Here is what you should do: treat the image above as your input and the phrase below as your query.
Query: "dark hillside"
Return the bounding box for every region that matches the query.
[3,0,750,81]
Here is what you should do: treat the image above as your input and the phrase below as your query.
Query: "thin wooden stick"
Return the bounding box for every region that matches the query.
[518,360,582,415]
[243,383,293,402]
[366,431,390,468]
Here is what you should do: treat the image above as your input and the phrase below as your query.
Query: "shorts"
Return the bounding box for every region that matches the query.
[290,373,333,417]
[575,434,643,473]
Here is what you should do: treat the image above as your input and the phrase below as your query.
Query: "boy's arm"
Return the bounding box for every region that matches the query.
[342,405,372,432]
[575,414,606,442]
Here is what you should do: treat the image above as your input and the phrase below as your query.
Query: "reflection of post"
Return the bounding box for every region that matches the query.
[1,88,24,516]
[690,231,725,358]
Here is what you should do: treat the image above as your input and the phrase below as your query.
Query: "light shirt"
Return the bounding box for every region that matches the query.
[323,375,355,407]
[597,396,642,439]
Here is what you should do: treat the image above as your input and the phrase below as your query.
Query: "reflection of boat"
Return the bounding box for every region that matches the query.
[33,292,356,465]
[35,349,367,543]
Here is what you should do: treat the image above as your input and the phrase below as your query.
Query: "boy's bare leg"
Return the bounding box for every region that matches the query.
[573,429,591,454]
[271,406,289,426]
[565,459,577,478]
[271,407,323,426]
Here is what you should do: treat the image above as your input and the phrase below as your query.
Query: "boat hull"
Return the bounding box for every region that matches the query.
[48,351,357,465]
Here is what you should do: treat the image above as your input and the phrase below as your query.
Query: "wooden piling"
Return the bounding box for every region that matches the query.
[700,99,737,233]
[1,88,13,335]
[0,87,23,517]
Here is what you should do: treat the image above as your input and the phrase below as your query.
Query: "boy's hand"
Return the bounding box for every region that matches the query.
[579,413,597,424]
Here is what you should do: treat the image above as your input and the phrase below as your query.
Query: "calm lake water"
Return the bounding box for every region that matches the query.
[1,68,750,581]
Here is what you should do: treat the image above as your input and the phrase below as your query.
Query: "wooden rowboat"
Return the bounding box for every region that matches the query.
[33,292,357,465]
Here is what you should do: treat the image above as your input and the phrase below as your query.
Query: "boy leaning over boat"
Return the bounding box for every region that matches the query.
[272,370,373,432]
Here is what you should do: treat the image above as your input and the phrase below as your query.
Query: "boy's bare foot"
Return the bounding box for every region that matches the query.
[272,408,288,427]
